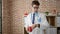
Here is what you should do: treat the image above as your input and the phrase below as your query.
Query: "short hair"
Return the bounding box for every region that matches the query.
[32,0,40,6]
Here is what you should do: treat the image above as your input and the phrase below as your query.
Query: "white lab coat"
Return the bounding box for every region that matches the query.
[24,12,50,34]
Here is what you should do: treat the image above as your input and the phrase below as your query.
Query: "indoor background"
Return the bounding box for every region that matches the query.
[2,0,60,34]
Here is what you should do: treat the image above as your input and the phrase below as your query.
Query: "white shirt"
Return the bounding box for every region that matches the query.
[24,12,50,34]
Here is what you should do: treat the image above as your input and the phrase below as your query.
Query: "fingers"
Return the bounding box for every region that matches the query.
[38,24,40,28]
[36,24,40,28]
[32,24,36,29]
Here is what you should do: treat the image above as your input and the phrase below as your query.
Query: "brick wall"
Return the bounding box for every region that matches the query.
[56,0,60,13]
[2,0,25,34]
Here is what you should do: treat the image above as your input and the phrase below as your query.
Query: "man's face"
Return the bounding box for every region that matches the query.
[32,5,39,12]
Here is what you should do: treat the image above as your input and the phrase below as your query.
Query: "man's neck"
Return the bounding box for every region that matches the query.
[33,11,38,13]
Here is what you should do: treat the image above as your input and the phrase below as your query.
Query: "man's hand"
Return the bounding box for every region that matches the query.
[26,24,40,32]
[32,24,36,29]
[26,24,36,32]
[36,24,40,28]
[32,24,40,29]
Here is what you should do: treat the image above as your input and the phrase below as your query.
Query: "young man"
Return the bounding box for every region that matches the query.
[24,0,50,34]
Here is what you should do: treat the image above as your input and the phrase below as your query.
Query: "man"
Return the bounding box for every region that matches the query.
[24,0,50,34]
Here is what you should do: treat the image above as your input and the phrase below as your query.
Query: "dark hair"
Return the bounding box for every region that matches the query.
[32,1,40,6]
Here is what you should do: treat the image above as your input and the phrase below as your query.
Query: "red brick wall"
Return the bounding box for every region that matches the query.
[2,0,25,34]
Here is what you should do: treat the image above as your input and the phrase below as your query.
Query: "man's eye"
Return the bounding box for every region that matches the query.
[34,7,38,9]
[34,7,39,8]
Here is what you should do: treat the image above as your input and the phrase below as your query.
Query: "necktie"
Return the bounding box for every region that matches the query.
[32,13,35,24]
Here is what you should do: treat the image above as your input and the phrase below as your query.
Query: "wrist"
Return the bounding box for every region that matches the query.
[36,24,40,28]
[35,24,38,27]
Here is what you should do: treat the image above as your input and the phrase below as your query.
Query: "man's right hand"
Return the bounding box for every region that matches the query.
[32,24,36,29]
[26,24,40,32]
[36,24,40,28]
[32,24,40,29]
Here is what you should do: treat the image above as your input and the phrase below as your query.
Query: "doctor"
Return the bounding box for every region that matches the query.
[24,0,50,34]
